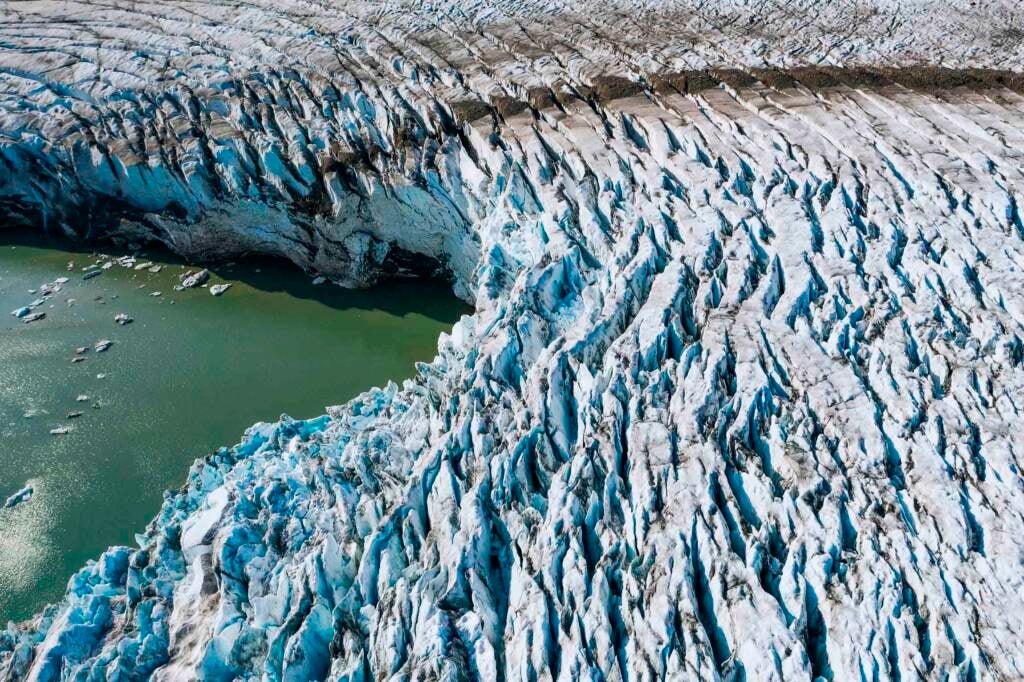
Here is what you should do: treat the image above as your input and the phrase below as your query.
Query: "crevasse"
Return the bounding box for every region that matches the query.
[3,1,1024,679]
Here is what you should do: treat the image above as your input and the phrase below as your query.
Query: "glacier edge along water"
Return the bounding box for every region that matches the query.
[0,230,470,622]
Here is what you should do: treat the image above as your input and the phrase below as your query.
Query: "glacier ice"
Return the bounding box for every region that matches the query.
[3,0,1024,679]
[2,486,33,510]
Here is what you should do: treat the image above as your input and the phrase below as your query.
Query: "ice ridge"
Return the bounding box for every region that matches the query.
[2,1,1024,679]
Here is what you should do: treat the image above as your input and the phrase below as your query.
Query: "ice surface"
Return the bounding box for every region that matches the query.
[2,0,1024,679]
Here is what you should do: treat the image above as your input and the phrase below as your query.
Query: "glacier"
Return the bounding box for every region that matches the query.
[2,0,1024,679]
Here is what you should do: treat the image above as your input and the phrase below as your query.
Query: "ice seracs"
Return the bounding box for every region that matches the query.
[2,0,1024,680]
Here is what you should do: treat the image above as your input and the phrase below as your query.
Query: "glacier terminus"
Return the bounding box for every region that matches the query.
[2,0,1024,679]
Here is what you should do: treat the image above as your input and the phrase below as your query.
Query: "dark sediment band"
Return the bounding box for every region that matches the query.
[462,67,1024,122]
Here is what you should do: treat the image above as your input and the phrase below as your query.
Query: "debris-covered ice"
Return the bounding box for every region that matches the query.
[3,0,1024,680]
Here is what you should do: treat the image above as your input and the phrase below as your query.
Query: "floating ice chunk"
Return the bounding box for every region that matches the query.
[11,306,30,318]
[114,313,133,325]
[3,485,33,509]
[94,339,113,352]
[82,270,102,280]
[23,312,45,323]
[209,283,232,296]
[49,426,72,435]
[312,276,327,285]
[181,269,210,288]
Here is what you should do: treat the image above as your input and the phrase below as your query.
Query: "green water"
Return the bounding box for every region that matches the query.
[0,235,469,623]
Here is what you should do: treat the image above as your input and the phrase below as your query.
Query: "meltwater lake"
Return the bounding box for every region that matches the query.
[0,234,469,622]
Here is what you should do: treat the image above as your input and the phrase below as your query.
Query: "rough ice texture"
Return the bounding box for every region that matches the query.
[3,1,1024,679]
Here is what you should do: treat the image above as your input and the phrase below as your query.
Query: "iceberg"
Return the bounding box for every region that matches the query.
[2,0,1024,679]
[2,486,33,510]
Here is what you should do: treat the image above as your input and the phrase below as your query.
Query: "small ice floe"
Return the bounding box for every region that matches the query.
[50,426,72,435]
[210,283,232,297]
[30,298,45,308]
[134,261,152,270]
[114,313,133,325]
[39,279,66,297]
[3,485,33,509]
[66,261,74,271]
[11,306,30,318]
[183,269,210,287]
[23,312,46,323]
[101,262,114,270]
[66,298,76,307]
[148,265,163,274]
[96,373,107,379]
[75,347,89,355]
[76,394,90,402]
[71,356,86,364]
[66,411,83,419]
[83,270,102,280]
[94,339,113,352]
[181,269,210,288]
[312,275,327,285]
[149,291,162,297]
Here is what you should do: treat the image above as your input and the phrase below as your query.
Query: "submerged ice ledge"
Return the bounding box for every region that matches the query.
[3,0,1024,679]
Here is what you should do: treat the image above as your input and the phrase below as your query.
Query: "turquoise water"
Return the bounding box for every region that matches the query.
[0,235,469,622]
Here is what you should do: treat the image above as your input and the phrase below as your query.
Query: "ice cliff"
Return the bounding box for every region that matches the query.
[3,0,1024,679]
